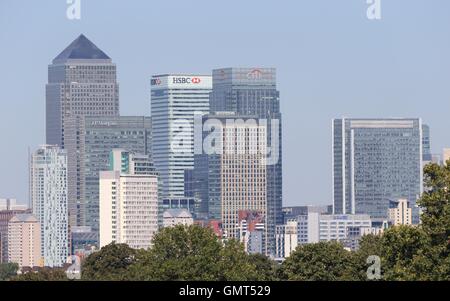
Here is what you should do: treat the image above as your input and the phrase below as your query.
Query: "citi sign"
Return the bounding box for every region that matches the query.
[172,77,202,84]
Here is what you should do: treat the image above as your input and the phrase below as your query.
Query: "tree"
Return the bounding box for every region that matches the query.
[379,225,433,280]
[279,242,354,281]
[81,243,137,281]
[11,267,68,281]
[128,225,267,281]
[247,253,279,281]
[349,234,383,281]
[418,163,450,248]
[0,263,19,281]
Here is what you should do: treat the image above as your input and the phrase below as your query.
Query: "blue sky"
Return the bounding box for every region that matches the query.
[1,0,450,206]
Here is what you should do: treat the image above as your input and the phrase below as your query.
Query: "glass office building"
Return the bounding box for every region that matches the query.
[150,74,211,199]
[210,68,282,256]
[80,116,151,236]
[332,118,425,223]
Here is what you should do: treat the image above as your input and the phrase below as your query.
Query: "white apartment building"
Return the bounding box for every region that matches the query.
[99,151,158,250]
[30,145,69,267]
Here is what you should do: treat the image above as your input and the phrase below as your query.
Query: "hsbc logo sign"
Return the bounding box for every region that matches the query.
[191,77,201,84]
[151,78,161,86]
[172,77,202,84]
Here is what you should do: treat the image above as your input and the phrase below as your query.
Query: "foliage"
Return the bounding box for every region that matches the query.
[11,267,68,281]
[0,263,19,281]
[81,243,137,281]
[279,241,354,281]
[128,225,264,281]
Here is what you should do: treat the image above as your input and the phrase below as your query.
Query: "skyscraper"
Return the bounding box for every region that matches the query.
[99,151,158,249]
[30,145,69,267]
[332,118,424,223]
[46,34,119,228]
[80,116,151,235]
[194,113,269,254]
[210,68,282,255]
[150,74,211,199]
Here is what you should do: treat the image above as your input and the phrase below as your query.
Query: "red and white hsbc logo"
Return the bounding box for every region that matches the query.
[172,77,202,84]
[191,77,201,84]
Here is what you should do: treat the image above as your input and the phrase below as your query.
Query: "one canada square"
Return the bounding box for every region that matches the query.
[210,68,283,256]
[46,34,119,227]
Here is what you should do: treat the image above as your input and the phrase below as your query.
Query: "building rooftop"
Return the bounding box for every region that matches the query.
[163,209,192,219]
[9,214,38,223]
[53,34,110,62]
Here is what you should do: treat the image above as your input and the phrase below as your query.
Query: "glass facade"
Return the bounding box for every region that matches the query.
[150,74,211,199]
[333,118,424,223]
[81,116,152,237]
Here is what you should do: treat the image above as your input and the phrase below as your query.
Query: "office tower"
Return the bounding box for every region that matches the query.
[99,151,158,249]
[422,124,431,161]
[333,118,424,223]
[0,199,31,263]
[46,34,119,228]
[236,211,266,254]
[388,199,412,226]
[194,113,269,254]
[150,74,211,199]
[162,209,194,228]
[7,214,41,268]
[81,116,151,234]
[210,68,282,256]
[30,145,69,267]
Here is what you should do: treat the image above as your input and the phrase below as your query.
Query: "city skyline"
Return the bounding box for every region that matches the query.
[1,1,450,207]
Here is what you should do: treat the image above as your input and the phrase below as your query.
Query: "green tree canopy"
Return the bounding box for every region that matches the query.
[0,263,19,281]
[11,267,68,281]
[81,243,137,281]
[128,225,265,281]
[279,241,354,281]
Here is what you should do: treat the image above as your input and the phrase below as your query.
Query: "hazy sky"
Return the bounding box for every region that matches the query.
[1,0,450,206]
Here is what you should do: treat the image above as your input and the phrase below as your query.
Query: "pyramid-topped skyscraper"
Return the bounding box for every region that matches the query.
[46,34,119,228]
[53,34,111,62]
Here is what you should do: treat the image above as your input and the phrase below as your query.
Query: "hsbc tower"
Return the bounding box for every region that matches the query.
[151,74,212,203]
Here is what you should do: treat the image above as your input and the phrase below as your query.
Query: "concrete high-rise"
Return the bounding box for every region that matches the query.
[194,113,269,254]
[7,214,42,268]
[30,145,69,267]
[80,116,151,235]
[210,68,282,256]
[333,118,424,223]
[99,150,158,250]
[46,34,119,228]
[150,74,211,199]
